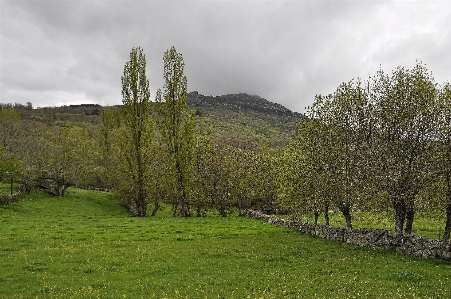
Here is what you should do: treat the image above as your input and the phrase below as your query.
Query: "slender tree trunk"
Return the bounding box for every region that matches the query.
[58,186,64,197]
[135,143,147,217]
[124,203,139,216]
[237,200,243,216]
[393,199,406,235]
[443,175,451,241]
[151,201,159,217]
[218,205,227,217]
[340,204,352,229]
[136,183,146,216]
[314,211,319,225]
[345,213,352,229]
[343,209,352,228]
[324,204,330,226]
[172,203,178,217]
[176,159,190,217]
[181,201,190,217]
[404,199,415,234]
[444,203,451,241]
[136,179,146,216]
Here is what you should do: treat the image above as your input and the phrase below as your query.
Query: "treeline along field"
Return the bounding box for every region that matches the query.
[1,48,451,240]
[279,62,451,240]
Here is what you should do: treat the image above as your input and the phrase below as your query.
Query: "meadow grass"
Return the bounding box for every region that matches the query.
[1,187,450,298]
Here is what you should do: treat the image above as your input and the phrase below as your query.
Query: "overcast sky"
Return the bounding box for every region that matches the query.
[1,0,450,113]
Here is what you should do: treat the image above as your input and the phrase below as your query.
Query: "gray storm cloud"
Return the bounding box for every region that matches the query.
[1,0,450,112]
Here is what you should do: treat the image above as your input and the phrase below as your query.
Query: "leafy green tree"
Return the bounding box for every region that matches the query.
[120,46,154,216]
[156,46,196,217]
[217,145,244,216]
[99,107,122,188]
[16,120,51,192]
[323,79,374,228]
[33,124,97,196]
[0,109,23,154]
[278,117,331,224]
[436,82,451,240]
[194,137,252,217]
[224,148,280,215]
[370,62,439,235]
[0,146,23,184]
[193,136,216,216]
[0,109,25,189]
[281,62,438,233]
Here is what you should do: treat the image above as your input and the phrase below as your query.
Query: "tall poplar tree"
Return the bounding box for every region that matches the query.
[120,47,153,216]
[156,46,196,217]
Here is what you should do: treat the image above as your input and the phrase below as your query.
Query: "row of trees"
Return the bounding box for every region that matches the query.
[0,47,279,218]
[97,46,195,216]
[278,62,451,239]
[0,106,98,196]
[2,53,451,240]
[100,47,278,217]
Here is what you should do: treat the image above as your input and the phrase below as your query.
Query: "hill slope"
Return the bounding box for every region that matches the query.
[13,92,302,149]
[188,92,302,149]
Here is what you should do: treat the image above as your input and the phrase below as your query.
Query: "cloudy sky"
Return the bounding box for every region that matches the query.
[1,0,450,113]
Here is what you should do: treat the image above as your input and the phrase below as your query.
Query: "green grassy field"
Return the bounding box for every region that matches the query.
[1,187,450,298]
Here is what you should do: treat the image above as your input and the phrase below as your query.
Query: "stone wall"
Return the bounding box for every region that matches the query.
[245,210,451,260]
[76,186,110,192]
[0,192,23,205]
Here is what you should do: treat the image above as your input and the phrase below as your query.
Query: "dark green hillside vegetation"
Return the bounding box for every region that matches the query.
[1,188,450,298]
[188,92,302,149]
[2,102,104,124]
[187,91,300,117]
[3,93,300,149]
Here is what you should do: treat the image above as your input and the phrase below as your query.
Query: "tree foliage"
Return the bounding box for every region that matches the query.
[280,61,448,236]
[119,46,154,216]
[0,146,23,181]
[436,82,451,239]
[278,118,331,224]
[156,46,196,217]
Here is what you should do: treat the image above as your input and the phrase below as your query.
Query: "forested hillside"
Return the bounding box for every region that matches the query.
[187,92,302,149]
[3,92,301,150]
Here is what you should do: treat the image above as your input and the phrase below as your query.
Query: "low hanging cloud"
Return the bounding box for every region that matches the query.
[1,0,450,112]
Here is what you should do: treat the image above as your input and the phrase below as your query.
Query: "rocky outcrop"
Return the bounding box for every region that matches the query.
[246,210,451,260]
